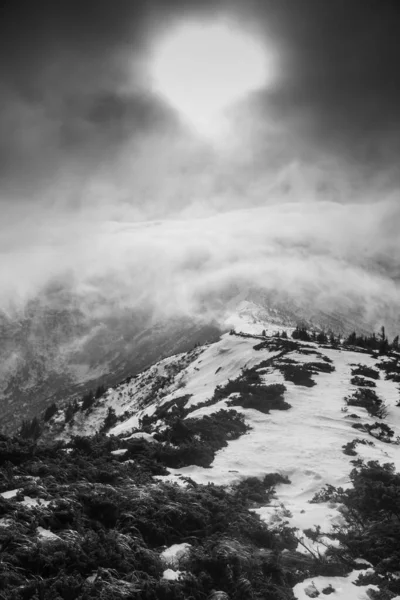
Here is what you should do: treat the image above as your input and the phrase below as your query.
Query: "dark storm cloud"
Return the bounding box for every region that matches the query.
[1,0,399,192]
[0,0,165,192]
[231,0,399,186]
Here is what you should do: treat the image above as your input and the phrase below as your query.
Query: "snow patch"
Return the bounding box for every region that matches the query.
[21,496,51,507]
[0,488,21,499]
[293,568,379,600]
[162,569,185,581]
[160,543,191,569]
[36,527,61,541]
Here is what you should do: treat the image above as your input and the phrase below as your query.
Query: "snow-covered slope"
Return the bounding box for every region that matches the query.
[43,317,400,599]
[224,299,297,337]
[0,295,220,434]
[4,275,400,437]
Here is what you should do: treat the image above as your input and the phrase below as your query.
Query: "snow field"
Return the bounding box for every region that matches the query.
[44,315,400,599]
[152,342,400,598]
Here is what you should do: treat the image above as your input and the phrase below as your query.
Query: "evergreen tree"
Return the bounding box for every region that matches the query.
[379,326,389,355]
[346,331,357,346]
[64,402,76,423]
[292,325,311,341]
[101,407,118,433]
[43,402,57,422]
[82,390,95,411]
[95,384,106,399]
[19,416,42,440]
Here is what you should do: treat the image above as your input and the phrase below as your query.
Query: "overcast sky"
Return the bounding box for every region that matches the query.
[1,0,400,327]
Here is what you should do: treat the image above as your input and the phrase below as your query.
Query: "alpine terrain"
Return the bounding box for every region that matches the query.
[0,284,220,435]
[2,305,400,600]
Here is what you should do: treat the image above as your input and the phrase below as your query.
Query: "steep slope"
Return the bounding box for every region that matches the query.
[3,273,400,437]
[37,320,400,599]
[0,293,220,434]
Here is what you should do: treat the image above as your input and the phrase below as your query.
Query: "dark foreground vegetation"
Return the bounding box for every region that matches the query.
[311,461,400,599]
[2,432,399,599]
[8,323,400,598]
[0,432,306,600]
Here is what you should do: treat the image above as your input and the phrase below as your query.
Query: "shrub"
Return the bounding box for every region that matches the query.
[233,473,291,507]
[351,364,380,380]
[309,461,400,597]
[342,440,358,456]
[228,383,291,413]
[154,410,250,468]
[278,363,316,387]
[155,440,216,469]
[253,338,300,352]
[0,430,327,600]
[377,359,400,383]
[345,388,384,418]
[350,375,376,388]
[140,394,193,430]
[361,422,396,443]
[352,422,367,432]
[342,439,374,456]
[241,367,263,385]
[211,369,290,414]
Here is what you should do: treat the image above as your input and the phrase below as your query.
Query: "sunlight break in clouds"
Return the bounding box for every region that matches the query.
[0,1,399,337]
[149,19,270,136]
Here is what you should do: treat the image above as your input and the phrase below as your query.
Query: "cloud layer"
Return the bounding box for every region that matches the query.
[2,194,400,334]
[1,0,400,336]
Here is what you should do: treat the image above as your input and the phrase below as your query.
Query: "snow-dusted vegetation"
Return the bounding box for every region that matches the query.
[3,319,400,599]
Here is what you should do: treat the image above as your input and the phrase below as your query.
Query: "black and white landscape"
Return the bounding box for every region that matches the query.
[1,1,400,599]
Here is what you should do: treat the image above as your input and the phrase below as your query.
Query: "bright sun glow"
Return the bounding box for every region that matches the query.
[150,21,269,136]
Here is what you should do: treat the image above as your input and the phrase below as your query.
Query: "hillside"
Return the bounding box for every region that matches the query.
[3,275,399,437]
[0,291,220,434]
[2,314,400,599]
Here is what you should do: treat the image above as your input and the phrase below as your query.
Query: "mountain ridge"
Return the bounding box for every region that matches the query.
[2,278,400,435]
[2,309,400,599]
